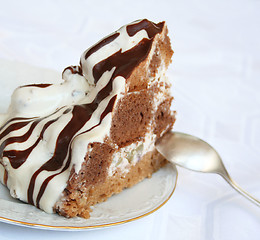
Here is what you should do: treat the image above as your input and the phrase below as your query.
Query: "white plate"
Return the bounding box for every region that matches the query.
[0,164,177,230]
[0,60,178,230]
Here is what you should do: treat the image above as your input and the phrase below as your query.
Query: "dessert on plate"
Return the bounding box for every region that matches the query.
[0,19,175,218]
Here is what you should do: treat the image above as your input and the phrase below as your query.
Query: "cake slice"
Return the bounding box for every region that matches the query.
[0,19,175,218]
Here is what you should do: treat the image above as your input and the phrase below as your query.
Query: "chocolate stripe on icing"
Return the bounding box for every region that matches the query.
[62,66,83,76]
[0,121,32,143]
[0,117,33,133]
[84,32,120,60]
[0,108,68,168]
[4,118,57,169]
[1,120,40,168]
[2,121,39,147]
[20,84,52,89]
[3,169,8,185]
[93,38,154,84]
[127,19,164,38]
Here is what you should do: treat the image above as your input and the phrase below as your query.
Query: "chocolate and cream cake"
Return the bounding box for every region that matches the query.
[0,19,175,218]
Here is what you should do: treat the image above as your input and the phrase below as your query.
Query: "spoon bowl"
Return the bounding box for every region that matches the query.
[155,131,260,207]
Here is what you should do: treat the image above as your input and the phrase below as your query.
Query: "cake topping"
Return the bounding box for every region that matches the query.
[0,19,165,213]
[126,19,164,38]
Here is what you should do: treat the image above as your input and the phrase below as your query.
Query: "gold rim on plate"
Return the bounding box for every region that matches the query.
[0,165,178,230]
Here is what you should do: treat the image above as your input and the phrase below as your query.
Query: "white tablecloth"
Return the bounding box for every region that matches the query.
[0,0,259,239]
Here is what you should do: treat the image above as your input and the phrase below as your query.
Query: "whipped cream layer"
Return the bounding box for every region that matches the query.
[0,19,164,213]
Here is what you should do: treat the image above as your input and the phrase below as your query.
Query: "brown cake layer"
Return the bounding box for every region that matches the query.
[126,25,173,92]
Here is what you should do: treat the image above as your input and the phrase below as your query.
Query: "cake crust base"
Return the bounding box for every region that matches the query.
[55,149,167,218]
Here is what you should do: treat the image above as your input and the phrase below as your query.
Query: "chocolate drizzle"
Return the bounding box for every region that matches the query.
[84,33,120,60]
[21,84,52,88]
[127,19,164,38]
[93,38,154,84]
[0,108,68,168]
[0,117,33,133]
[91,19,164,84]
[62,66,83,76]
[4,119,57,169]
[0,121,32,156]
[2,120,40,168]
[0,19,164,211]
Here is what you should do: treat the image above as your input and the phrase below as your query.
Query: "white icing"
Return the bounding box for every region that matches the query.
[108,133,157,177]
[8,74,89,118]
[152,73,171,110]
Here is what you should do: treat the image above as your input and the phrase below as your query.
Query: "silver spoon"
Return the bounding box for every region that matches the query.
[155,131,260,207]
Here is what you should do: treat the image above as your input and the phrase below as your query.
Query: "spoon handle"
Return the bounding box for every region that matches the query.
[221,174,260,207]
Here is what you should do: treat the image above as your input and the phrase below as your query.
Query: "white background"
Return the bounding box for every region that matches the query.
[0,0,260,239]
